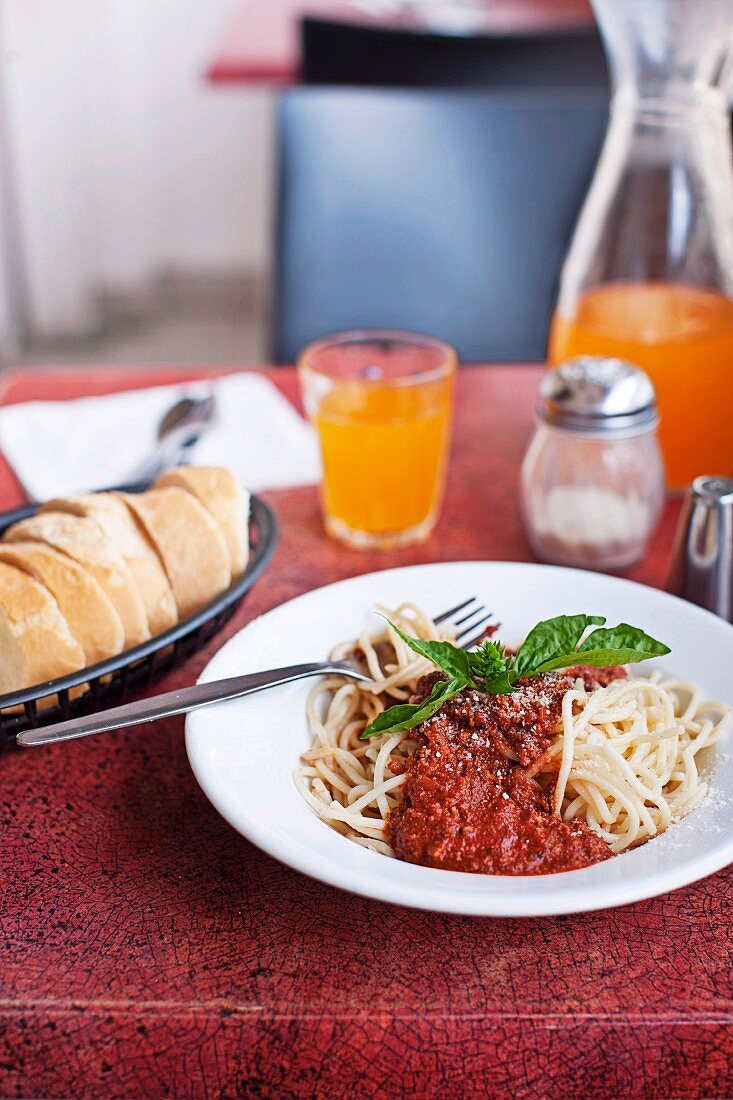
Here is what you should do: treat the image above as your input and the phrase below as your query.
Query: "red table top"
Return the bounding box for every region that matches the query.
[1,364,730,1100]
[206,0,594,85]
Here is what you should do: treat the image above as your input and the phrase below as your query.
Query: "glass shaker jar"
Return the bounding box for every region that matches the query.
[521,357,664,571]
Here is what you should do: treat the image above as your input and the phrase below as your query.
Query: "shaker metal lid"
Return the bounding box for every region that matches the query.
[538,356,658,434]
[691,475,733,503]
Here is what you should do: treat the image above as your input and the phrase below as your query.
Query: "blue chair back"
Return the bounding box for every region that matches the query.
[273,88,607,362]
[301,18,608,90]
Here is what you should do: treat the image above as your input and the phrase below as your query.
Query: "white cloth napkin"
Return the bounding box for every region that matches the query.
[0,372,321,499]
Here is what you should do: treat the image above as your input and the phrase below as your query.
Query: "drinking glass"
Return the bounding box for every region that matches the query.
[298,329,456,549]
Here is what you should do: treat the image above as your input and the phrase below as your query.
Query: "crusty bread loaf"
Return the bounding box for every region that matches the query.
[121,487,231,619]
[0,560,85,693]
[155,466,250,576]
[0,542,124,666]
[4,512,150,648]
[41,492,177,635]
[0,465,248,700]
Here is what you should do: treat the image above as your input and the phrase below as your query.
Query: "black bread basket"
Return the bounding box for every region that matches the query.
[0,488,277,747]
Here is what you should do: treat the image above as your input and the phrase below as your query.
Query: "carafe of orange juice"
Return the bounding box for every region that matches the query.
[549,0,733,489]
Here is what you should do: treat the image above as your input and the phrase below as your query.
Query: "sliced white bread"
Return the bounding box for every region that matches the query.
[0,541,124,666]
[0,560,85,693]
[121,487,231,619]
[4,512,150,648]
[155,466,250,576]
[41,492,177,635]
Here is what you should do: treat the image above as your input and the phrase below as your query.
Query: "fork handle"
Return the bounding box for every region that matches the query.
[16,662,351,748]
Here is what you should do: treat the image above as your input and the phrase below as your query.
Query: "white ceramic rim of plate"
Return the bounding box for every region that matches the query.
[186,561,733,917]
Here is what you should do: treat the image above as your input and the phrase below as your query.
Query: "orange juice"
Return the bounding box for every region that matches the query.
[315,375,453,542]
[299,330,457,548]
[549,283,733,489]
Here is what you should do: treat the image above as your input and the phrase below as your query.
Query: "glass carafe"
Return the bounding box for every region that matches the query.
[549,0,733,490]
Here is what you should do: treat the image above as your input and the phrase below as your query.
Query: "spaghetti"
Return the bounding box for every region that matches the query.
[295,603,730,868]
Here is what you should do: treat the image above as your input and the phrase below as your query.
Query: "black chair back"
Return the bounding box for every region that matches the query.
[273,89,607,363]
[301,18,608,89]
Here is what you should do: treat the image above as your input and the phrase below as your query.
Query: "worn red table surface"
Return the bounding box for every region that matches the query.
[1,364,729,1100]
[206,0,593,84]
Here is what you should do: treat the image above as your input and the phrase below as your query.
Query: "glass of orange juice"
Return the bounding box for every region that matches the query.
[298,330,457,549]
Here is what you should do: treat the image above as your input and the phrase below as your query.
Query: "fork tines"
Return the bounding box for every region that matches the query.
[434,596,495,651]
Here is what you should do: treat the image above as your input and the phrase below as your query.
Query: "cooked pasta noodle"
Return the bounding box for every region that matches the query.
[294,604,731,861]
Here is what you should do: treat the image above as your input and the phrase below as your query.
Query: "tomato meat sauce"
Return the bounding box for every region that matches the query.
[386,667,625,875]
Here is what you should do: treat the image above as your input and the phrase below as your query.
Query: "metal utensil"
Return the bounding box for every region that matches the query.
[125,388,217,486]
[668,475,733,623]
[16,597,495,747]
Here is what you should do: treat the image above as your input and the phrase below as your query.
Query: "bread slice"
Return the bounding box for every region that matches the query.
[121,487,231,619]
[0,542,124,666]
[4,512,150,648]
[155,467,250,576]
[0,560,86,693]
[40,493,177,635]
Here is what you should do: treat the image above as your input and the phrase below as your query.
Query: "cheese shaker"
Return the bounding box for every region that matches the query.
[520,357,665,571]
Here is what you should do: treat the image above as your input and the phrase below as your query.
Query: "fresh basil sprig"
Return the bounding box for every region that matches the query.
[360,614,670,739]
[359,676,466,737]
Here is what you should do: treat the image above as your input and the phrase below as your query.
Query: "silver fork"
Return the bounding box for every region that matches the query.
[16,597,494,748]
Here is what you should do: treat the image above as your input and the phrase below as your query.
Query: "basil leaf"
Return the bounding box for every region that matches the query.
[483,669,516,694]
[577,624,671,658]
[538,649,665,674]
[361,676,465,739]
[513,614,606,677]
[387,621,474,681]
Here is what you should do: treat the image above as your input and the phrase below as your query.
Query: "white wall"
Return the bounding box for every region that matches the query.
[0,0,273,338]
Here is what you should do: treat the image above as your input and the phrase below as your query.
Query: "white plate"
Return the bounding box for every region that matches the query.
[186,561,733,917]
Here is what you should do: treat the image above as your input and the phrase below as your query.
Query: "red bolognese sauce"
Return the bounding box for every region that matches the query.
[386,668,624,875]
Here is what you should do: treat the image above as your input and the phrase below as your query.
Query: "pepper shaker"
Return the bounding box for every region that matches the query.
[520,357,665,571]
[668,476,733,622]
